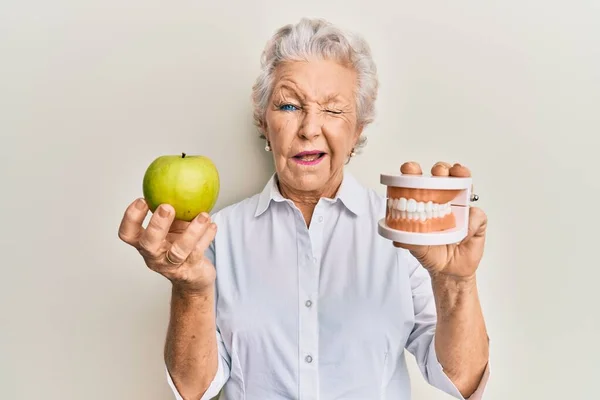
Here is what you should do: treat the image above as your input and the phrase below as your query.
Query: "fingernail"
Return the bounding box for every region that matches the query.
[136,198,146,209]
[158,205,170,218]
[199,212,210,221]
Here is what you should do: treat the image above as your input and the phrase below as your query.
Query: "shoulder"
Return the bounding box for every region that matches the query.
[209,193,260,226]
[355,179,388,220]
[209,173,277,226]
[365,186,387,214]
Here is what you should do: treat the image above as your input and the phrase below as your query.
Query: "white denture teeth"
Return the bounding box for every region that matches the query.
[425,206,433,218]
[407,199,417,213]
[387,197,453,220]
[398,197,407,211]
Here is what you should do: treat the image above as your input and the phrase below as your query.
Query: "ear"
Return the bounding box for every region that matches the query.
[258,119,269,140]
[353,124,365,146]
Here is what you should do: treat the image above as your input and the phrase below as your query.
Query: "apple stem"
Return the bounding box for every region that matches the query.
[182,152,186,158]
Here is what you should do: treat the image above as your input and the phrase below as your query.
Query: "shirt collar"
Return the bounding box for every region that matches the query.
[254,171,366,217]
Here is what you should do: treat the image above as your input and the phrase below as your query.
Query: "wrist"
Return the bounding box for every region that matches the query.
[171,283,214,301]
[430,272,478,299]
[431,271,477,287]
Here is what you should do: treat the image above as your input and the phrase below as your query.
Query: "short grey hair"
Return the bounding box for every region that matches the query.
[251,18,379,151]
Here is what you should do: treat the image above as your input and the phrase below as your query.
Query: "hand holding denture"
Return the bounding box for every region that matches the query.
[392,161,487,279]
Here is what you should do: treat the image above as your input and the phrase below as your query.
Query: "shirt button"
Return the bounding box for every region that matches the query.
[305,300,312,308]
[318,216,324,223]
[305,355,313,363]
[312,257,317,263]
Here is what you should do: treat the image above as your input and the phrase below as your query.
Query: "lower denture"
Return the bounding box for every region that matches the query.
[385,210,456,232]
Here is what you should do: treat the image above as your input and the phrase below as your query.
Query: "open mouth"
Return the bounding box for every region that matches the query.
[292,151,326,165]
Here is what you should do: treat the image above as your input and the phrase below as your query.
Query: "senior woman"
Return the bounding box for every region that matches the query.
[119,18,490,400]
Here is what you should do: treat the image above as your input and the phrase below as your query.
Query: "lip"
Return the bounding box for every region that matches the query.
[292,150,327,166]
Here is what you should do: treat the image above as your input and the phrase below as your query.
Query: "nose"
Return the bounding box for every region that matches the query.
[298,109,322,140]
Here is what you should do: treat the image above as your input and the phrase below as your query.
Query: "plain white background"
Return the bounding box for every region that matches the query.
[1,1,599,399]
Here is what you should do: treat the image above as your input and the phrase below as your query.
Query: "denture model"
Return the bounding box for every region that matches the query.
[378,163,473,246]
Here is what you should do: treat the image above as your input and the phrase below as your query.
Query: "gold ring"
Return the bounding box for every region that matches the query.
[165,250,180,265]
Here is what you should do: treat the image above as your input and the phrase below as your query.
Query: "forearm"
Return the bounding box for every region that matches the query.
[165,285,218,399]
[431,274,489,397]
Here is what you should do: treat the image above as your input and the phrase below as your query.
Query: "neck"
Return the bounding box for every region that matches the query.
[277,170,344,227]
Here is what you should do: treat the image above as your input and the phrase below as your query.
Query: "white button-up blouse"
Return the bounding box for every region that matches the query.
[166,172,489,399]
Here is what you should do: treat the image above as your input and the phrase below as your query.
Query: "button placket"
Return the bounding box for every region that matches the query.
[298,212,320,399]
[298,204,325,399]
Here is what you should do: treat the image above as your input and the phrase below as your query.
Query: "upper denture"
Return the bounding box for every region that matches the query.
[387,187,460,204]
[387,197,452,219]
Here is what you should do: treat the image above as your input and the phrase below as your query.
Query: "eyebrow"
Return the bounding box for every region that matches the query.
[273,83,305,101]
[273,84,347,105]
[321,93,345,104]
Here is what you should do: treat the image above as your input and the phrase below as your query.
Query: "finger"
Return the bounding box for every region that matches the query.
[400,161,422,175]
[187,222,218,265]
[434,161,452,168]
[449,163,471,177]
[167,213,212,264]
[170,219,191,233]
[431,161,450,177]
[392,241,429,258]
[138,204,175,255]
[118,198,149,246]
[393,241,418,250]
[462,207,487,242]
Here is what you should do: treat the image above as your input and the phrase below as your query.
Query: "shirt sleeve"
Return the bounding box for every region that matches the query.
[165,230,232,399]
[401,250,490,399]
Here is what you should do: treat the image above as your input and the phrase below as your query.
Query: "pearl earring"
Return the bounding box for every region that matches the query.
[350,148,356,157]
[265,141,271,152]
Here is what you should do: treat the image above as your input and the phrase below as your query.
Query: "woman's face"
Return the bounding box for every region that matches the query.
[263,59,363,196]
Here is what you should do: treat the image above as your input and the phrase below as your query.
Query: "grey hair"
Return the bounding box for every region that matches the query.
[251,18,379,152]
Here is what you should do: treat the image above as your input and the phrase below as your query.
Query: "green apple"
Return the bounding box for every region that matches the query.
[142,152,220,222]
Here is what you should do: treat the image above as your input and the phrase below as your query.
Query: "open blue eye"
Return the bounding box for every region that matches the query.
[279,104,299,111]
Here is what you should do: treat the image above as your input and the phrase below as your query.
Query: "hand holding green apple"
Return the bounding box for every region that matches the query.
[117,153,221,294]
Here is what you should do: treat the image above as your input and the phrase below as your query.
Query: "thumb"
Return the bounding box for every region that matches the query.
[460,207,487,244]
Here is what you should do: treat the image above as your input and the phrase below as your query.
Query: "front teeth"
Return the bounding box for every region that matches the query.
[398,197,407,211]
[388,197,452,220]
[407,199,417,212]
